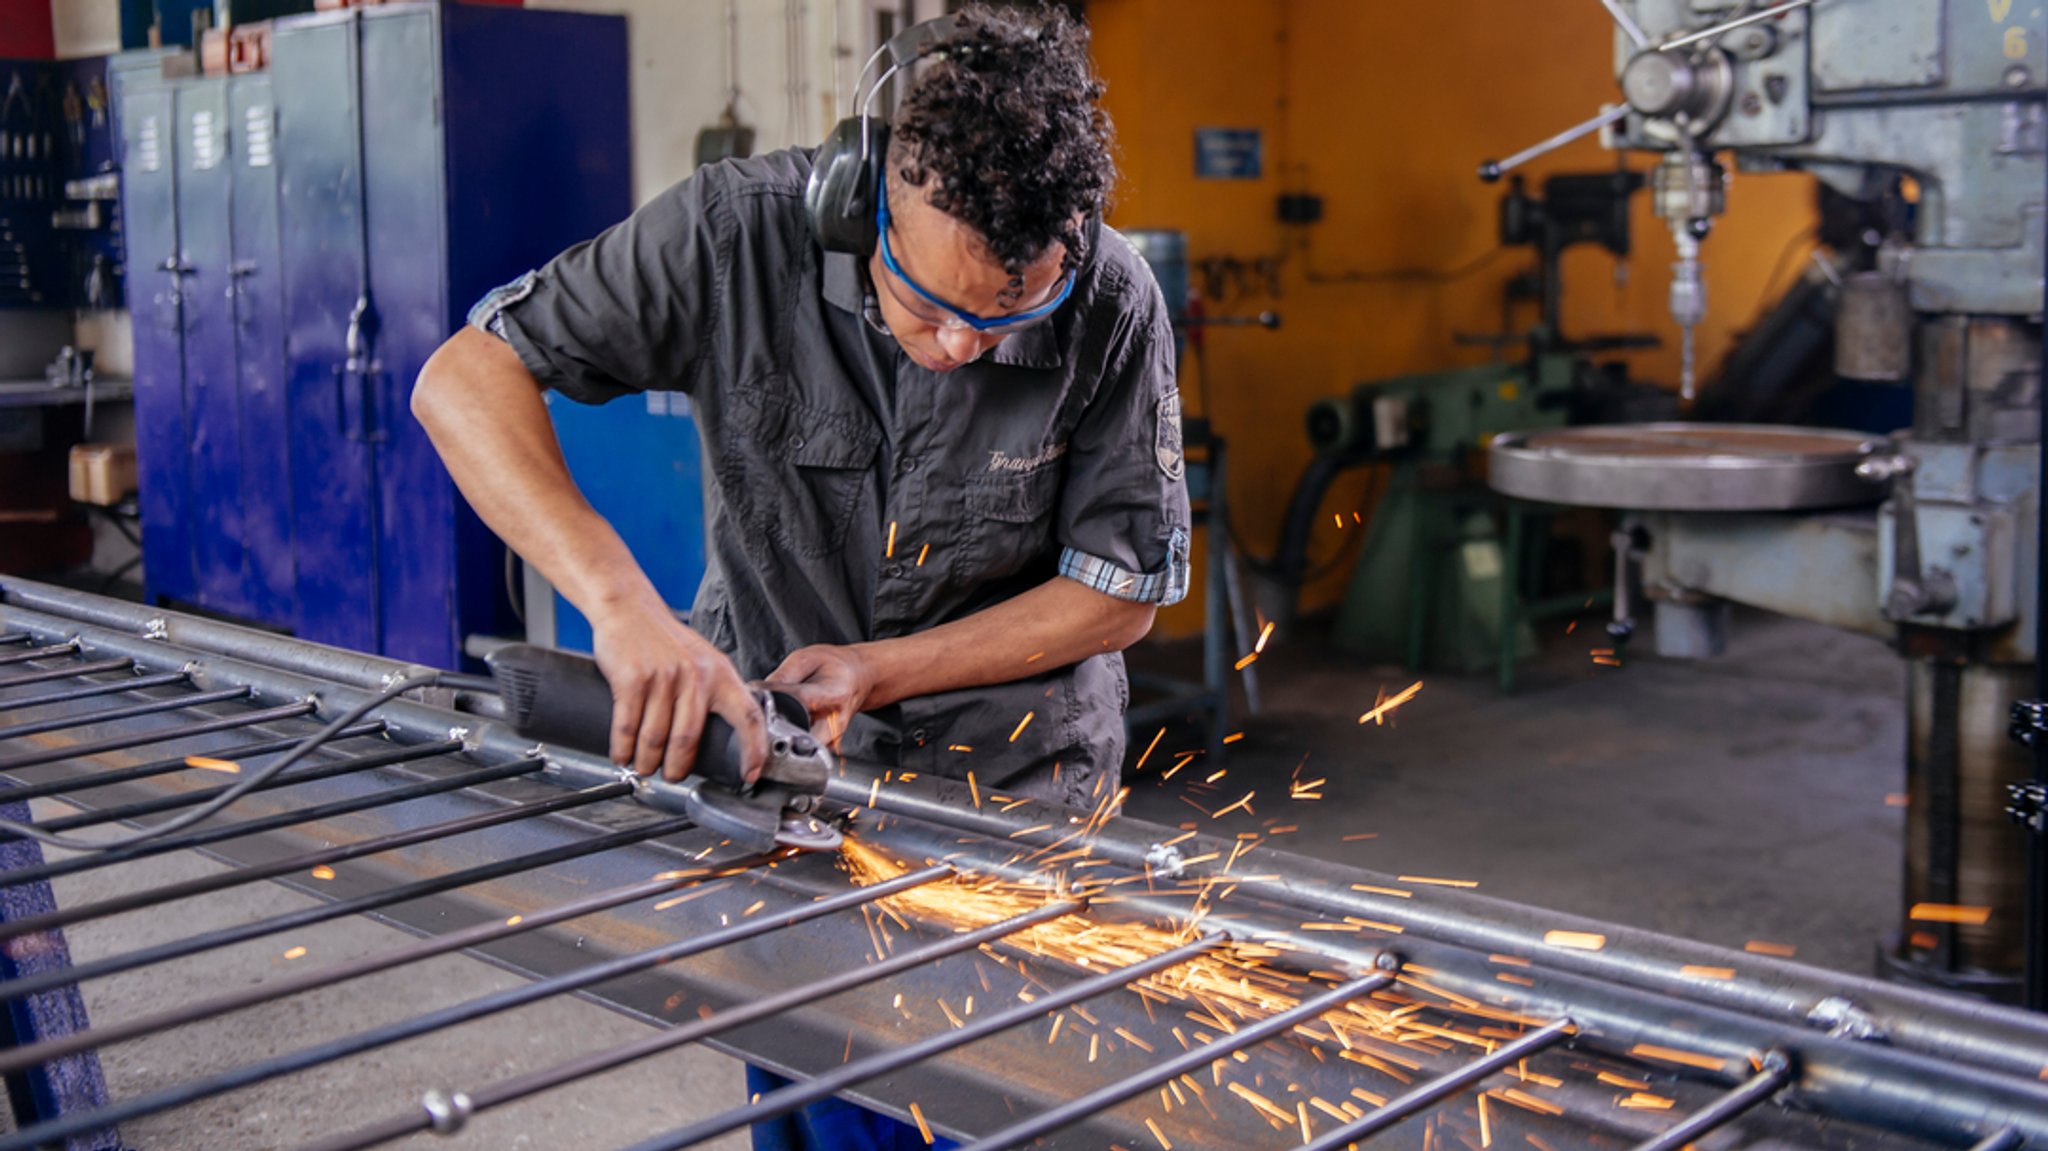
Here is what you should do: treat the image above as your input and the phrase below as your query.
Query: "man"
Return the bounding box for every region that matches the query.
[415,4,1188,815]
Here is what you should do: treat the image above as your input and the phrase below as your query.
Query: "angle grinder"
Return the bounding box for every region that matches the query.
[484,644,843,853]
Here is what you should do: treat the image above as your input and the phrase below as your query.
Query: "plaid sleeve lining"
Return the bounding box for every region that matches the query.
[1057,529,1190,606]
[466,271,539,338]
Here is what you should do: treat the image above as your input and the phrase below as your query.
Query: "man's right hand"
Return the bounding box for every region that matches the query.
[589,595,768,784]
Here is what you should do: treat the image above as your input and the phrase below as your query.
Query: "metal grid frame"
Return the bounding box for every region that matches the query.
[0,578,2045,1150]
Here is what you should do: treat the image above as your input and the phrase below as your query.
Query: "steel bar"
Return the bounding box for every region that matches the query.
[0,698,318,772]
[0,657,132,691]
[12,865,960,1151]
[14,734,456,839]
[1970,1130,2025,1151]
[630,931,1232,1151]
[0,849,781,1077]
[0,670,188,711]
[0,791,669,1009]
[0,722,383,805]
[956,970,1395,1151]
[0,764,591,936]
[0,745,511,890]
[1299,1017,1577,1150]
[0,685,249,742]
[835,775,2048,1083]
[313,893,1079,1151]
[1628,1052,1792,1151]
[0,642,79,667]
[0,632,27,645]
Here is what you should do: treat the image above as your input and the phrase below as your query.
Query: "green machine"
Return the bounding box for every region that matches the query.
[1324,356,1573,677]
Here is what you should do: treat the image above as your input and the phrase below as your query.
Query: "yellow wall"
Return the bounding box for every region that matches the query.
[1088,0,1819,632]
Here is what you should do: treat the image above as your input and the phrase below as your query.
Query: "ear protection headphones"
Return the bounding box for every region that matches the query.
[805,14,962,257]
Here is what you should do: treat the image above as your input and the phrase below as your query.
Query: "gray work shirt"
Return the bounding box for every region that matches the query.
[468,149,1189,808]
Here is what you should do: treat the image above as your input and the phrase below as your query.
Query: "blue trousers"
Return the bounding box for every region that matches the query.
[745,1066,959,1151]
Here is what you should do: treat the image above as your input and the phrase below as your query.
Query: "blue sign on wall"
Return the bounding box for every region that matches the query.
[1194,128,1263,180]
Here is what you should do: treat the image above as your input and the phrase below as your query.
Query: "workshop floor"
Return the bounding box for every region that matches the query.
[1126,607,1906,978]
[14,585,1903,1148]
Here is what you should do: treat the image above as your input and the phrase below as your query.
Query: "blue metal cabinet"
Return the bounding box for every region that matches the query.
[227,75,294,624]
[270,2,630,667]
[118,80,195,606]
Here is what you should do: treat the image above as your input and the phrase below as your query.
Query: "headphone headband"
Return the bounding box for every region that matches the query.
[808,14,962,256]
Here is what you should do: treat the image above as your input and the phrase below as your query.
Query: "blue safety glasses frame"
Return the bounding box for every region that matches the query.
[874,168,1077,335]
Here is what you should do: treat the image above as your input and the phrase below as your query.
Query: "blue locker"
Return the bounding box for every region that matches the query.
[118,79,196,607]
[227,74,294,624]
[270,2,630,667]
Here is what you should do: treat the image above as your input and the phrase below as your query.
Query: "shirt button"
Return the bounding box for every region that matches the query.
[789,434,806,451]
[911,728,929,744]
[898,456,918,474]
[886,563,905,578]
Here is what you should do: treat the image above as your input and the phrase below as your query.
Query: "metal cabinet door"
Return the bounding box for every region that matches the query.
[227,74,295,628]
[273,13,378,654]
[359,4,452,667]
[117,81,194,606]
[173,76,251,618]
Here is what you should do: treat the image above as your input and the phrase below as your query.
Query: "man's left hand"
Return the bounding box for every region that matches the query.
[766,644,877,750]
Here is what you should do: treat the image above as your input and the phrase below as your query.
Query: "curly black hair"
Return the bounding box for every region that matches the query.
[889,2,1114,280]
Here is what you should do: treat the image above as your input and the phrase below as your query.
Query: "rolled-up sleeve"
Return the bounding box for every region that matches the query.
[1055,267,1192,606]
[467,170,726,405]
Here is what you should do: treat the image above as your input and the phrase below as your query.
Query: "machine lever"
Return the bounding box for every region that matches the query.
[1479,105,1631,183]
[1858,453,1958,621]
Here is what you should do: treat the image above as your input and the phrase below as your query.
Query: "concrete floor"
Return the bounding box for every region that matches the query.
[12,605,1906,1147]
[1127,607,1906,977]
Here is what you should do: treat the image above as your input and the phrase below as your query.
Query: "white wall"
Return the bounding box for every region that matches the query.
[530,0,868,207]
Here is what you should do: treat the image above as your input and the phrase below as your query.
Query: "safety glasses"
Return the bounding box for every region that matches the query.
[875,168,1076,335]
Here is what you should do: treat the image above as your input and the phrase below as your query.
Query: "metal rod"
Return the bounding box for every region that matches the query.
[0,685,249,742]
[0,722,383,805]
[1296,1016,1575,1150]
[13,865,960,1151]
[13,730,444,840]
[1970,1129,2025,1151]
[0,642,79,667]
[0,785,655,1008]
[0,772,614,963]
[1599,0,1650,48]
[1478,105,1635,182]
[1657,0,1815,53]
[0,633,27,646]
[0,670,188,711]
[0,698,318,772]
[957,970,1394,1151]
[1628,1051,1792,1151]
[0,849,781,1078]
[0,657,132,691]
[318,893,1082,1151]
[632,931,1232,1151]
[0,741,491,889]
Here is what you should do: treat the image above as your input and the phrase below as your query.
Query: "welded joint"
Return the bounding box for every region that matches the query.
[1143,842,1187,878]
[1373,949,1404,973]
[447,726,477,751]
[420,1088,473,1136]
[1806,996,1888,1042]
[142,617,168,641]
[1756,1048,1794,1078]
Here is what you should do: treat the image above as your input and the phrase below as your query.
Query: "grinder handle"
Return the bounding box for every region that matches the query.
[483,644,751,792]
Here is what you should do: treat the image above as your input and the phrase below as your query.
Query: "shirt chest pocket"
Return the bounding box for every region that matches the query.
[722,388,881,559]
[961,461,1062,580]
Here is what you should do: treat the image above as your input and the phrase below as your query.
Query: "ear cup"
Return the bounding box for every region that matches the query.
[806,119,887,256]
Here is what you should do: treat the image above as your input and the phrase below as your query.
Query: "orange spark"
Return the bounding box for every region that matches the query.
[1358,681,1423,725]
[886,521,898,559]
[184,756,241,774]
[309,866,336,881]
[1744,940,1797,957]
[1010,712,1035,742]
[1910,903,1992,925]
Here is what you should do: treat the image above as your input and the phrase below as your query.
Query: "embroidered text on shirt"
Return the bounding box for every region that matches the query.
[987,443,1069,473]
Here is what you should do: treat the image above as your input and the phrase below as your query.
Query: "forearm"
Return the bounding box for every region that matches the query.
[853,578,1157,709]
[413,328,663,621]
